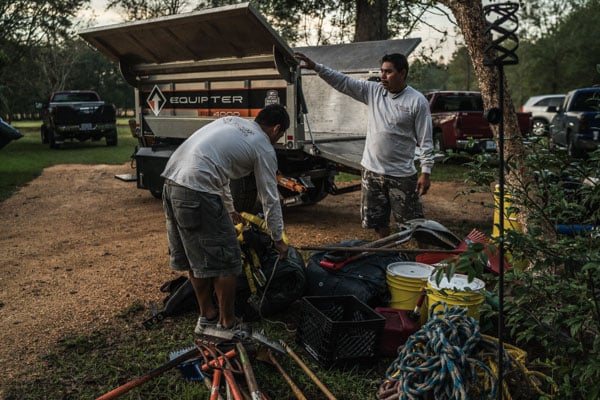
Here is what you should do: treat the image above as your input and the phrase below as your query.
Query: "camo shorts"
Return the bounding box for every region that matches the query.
[162,180,242,279]
[360,169,424,229]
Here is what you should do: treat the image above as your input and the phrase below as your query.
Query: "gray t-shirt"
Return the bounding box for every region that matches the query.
[315,63,434,177]
[161,116,284,241]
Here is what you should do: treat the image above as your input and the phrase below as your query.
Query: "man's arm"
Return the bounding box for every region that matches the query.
[295,53,316,71]
[254,153,285,239]
[295,52,371,104]
[415,97,434,196]
[417,173,431,196]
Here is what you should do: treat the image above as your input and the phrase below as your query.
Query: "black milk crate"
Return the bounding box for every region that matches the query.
[296,295,386,367]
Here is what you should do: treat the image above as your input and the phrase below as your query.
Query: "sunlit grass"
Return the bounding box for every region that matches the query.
[0,121,137,201]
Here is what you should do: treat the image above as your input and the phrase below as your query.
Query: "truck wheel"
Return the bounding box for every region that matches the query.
[49,130,61,149]
[230,175,261,213]
[567,133,585,158]
[531,119,548,136]
[433,130,445,153]
[41,127,48,144]
[106,131,118,146]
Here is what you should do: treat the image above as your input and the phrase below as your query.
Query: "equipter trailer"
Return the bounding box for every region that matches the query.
[79,3,420,211]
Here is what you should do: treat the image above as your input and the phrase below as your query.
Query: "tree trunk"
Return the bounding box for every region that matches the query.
[439,0,532,230]
[354,0,389,41]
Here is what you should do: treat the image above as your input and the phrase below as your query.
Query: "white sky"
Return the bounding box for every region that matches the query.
[79,0,122,27]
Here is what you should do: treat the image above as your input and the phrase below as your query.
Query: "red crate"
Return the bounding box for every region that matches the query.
[375,307,420,357]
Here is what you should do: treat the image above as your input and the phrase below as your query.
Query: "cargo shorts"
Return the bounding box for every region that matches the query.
[162,180,242,279]
[360,169,424,230]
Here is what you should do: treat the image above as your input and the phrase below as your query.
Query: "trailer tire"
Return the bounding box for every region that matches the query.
[304,177,328,204]
[150,189,163,199]
[231,175,261,213]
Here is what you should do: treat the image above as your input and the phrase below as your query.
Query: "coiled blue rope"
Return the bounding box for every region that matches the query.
[379,302,497,400]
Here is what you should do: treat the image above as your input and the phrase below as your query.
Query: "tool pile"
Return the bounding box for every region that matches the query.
[102,218,516,399]
[95,327,339,400]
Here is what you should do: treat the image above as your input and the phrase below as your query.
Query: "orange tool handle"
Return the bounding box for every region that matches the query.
[210,369,223,400]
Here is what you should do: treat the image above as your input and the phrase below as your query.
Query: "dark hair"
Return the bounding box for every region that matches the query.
[381,53,409,76]
[255,104,290,132]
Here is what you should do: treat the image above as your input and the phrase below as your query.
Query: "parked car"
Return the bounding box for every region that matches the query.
[426,90,531,153]
[548,87,600,158]
[38,90,117,149]
[0,117,23,150]
[521,94,565,136]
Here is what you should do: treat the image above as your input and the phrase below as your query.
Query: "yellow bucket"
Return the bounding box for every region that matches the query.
[492,185,527,270]
[427,273,485,320]
[493,184,521,237]
[386,262,434,321]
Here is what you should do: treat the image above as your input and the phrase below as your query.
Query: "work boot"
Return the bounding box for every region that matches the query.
[194,314,219,334]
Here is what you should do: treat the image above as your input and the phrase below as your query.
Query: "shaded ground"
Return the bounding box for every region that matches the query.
[0,163,492,389]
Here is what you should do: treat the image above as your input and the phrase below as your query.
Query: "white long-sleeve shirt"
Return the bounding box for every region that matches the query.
[315,63,434,177]
[161,116,284,241]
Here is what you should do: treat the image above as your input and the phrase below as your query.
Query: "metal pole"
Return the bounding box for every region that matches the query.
[483,3,520,397]
[497,63,506,400]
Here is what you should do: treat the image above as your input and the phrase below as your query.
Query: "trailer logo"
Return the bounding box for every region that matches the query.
[147,86,166,116]
[265,90,280,106]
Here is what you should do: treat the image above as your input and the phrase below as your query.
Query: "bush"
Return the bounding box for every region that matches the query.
[464,142,600,399]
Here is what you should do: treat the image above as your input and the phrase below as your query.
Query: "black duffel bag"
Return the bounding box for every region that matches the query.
[305,240,407,307]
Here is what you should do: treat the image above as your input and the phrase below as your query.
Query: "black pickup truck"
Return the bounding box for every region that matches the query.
[549,87,600,158]
[40,90,118,149]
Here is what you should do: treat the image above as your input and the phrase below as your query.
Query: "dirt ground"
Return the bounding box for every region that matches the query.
[0,163,492,387]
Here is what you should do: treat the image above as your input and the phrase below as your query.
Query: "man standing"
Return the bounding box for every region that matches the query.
[295,52,434,239]
[161,104,290,333]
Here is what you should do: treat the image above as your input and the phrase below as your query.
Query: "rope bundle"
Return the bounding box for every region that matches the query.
[377,302,497,400]
[377,302,557,399]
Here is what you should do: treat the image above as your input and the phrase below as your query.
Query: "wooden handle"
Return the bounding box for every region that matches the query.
[268,350,308,400]
[281,341,337,400]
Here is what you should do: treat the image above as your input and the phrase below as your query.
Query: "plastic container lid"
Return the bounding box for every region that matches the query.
[387,262,434,279]
[428,273,485,292]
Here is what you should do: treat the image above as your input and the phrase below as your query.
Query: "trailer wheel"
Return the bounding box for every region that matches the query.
[304,177,328,204]
[150,189,163,199]
[231,175,260,213]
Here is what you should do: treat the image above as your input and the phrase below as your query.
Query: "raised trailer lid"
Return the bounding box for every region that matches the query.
[294,38,421,73]
[78,2,297,83]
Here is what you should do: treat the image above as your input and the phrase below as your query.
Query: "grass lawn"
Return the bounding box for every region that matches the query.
[1,119,138,201]
[2,120,471,202]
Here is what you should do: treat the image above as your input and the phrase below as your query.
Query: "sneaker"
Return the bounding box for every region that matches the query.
[216,318,248,338]
[194,315,219,334]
